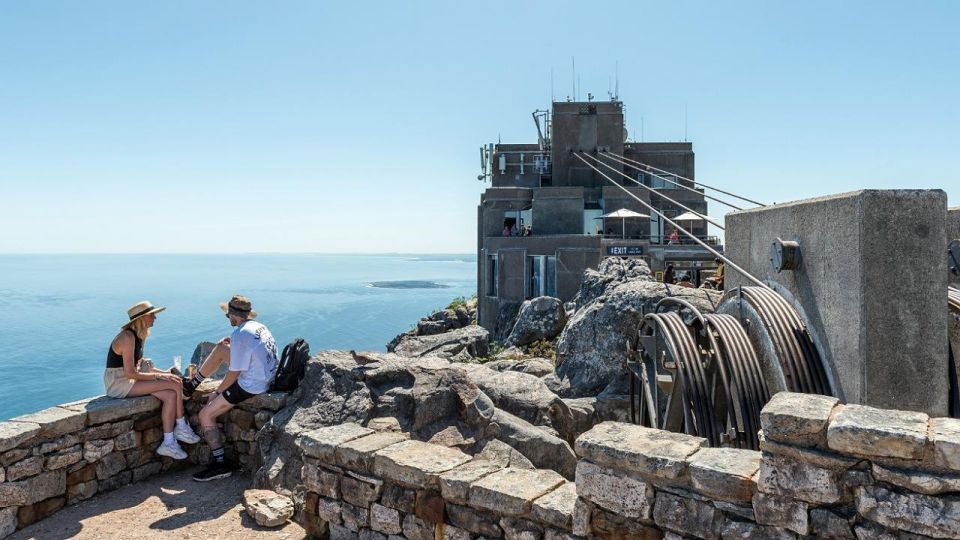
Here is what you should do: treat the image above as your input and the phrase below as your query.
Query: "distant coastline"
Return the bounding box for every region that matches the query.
[369,280,452,289]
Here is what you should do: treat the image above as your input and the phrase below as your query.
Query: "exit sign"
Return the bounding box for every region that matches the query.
[607,246,644,256]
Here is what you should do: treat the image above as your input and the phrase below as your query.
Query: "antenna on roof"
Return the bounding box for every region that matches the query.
[571,57,576,102]
[615,61,619,100]
[550,67,555,103]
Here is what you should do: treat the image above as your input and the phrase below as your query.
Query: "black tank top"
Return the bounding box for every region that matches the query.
[106,329,143,369]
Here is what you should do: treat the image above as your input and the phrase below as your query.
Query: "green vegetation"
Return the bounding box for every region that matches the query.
[446,294,477,311]
[526,339,558,361]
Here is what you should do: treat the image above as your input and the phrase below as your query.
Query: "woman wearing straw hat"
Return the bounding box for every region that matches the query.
[105,300,200,460]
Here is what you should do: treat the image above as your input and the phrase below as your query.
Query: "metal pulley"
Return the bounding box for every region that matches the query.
[770,238,801,273]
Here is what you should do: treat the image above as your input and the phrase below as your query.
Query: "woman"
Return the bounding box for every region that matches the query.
[663,264,676,285]
[105,300,200,459]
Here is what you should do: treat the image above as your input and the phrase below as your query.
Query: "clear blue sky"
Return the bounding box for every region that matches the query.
[1,1,957,253]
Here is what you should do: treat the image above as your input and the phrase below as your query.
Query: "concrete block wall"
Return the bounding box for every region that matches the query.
[293,393,960,540]
[0,381,288,538]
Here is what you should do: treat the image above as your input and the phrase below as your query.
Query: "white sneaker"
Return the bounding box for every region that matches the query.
[156,441,188,460]
[174,424,201,444]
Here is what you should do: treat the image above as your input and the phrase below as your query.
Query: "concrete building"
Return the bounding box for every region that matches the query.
[476,100,720,334]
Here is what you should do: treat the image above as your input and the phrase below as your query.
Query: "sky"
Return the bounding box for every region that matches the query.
[0,1,957,253]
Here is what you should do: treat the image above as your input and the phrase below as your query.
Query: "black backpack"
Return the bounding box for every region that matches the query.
[271,338,310,392]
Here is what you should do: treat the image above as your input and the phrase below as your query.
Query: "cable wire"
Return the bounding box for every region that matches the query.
[600,152,744,211]
[607,151,767,207]
[573,152,772,291]
[580,152,724,230]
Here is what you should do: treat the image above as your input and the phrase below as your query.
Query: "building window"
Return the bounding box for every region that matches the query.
[486,255,498,297]
[527,255,557,298]
[584,208,603,235]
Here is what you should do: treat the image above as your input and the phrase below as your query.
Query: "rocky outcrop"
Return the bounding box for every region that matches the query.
[391,325,490,361]
[554,258,721,397]
[256,351,579,502]
[505,296,567,347]
[387,299,477,351]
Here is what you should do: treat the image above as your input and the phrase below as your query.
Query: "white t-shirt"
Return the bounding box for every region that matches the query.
[229,320,279,394]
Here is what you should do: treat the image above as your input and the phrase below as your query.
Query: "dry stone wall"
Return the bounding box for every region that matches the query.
[293,393,960,540]
[0,381,288,538]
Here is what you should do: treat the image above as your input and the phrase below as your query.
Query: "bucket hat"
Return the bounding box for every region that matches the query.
[219,295,258,319]
[122,300,166,330]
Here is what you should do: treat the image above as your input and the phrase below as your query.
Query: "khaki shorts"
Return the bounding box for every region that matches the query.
[103,359,154,398]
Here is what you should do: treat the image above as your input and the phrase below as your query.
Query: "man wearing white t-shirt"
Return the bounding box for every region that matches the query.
[183,295,279,482]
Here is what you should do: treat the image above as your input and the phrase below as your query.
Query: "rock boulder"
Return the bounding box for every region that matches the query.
[505,296,567,347]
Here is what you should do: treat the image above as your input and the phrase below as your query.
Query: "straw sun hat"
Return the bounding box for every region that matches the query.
[219,295,258,319]
[121,300,166,330]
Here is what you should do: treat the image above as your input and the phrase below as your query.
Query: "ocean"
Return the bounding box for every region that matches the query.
[0,254,476,420]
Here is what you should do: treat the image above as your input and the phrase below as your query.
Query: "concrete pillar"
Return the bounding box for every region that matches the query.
[726,190,948,416]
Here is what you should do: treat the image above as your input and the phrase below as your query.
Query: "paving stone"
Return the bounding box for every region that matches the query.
[336,431,409,473]
[373,440,470,488]
[39,434,80,455]
[439,459,504,504]
[0,507,16,540]
[809,507,855,539]
[929,417,960,471]
[589,505,662,539]
[531,481,577,529]
[17,495,65,527]
[61,395,159,425]
[497,516,542,540]
[6,455,43,481]
[720,520,796,539]
[574,460,654,519]
[45,444,83,470]
[871,462,960,495]
[370,502,402,535]
[0,421,40,453]
[760,392,839,448]
[67,478,98,504]
[302,462,341,498]
[9,406,86,438]
[237,391,288,412]
[96,452,127,480]
[1,448,30,468]
[299,423,374,463]
[340,501,369,531]
[243,489,294,527]
[756,452,843,504]
[688,448,760,503]
[114,431,138,451]
[826,404,929,460]
[415,488,444,523]
[330,523,359,540]
[445,503,503,537]
[83,438,115,463]
[574,421,706,479]
[713,500,755,521]
[440,523,471,540]
[317,496,343,524]
[469,467,566,516]
[380,483,416,513]
[98,469,132,492]
[653,491,723,540]
[752,492,808,535]
[341,475,383,507]
[402,513,435,540]
[0,470,66,506]
[571,497,590,537]
[84,419,135,441]
[66,462,96,485]
[856,484,960,538]
[759,435,860,470]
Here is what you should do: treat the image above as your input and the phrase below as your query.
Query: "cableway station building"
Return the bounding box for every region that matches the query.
[476,99,721,334]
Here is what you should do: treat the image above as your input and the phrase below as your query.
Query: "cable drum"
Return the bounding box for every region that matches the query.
[717,286,833,397]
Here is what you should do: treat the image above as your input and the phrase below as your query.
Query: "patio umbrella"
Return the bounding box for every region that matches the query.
[597,208,651,239]
[672,211,707,243]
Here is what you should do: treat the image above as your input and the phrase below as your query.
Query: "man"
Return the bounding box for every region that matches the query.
[183,295,279,481]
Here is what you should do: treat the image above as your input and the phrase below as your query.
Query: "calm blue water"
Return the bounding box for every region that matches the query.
[0,254,476,420]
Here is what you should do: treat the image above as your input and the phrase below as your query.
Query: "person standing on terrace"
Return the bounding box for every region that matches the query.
[182,295,279,481]
[105,301,201,460]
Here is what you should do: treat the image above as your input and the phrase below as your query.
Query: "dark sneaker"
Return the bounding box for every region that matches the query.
[192,464,232,482]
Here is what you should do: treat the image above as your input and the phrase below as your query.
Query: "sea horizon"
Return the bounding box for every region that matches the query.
[0,253,477,420]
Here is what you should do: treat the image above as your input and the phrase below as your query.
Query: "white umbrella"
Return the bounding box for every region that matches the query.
[672,211,707,244]
[596,208,651,239]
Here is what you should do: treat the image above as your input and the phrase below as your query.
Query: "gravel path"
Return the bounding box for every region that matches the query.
[11,468,306,540]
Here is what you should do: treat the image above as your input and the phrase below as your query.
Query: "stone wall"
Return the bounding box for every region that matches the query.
[0,381,288,538]
[293,393,960,540]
